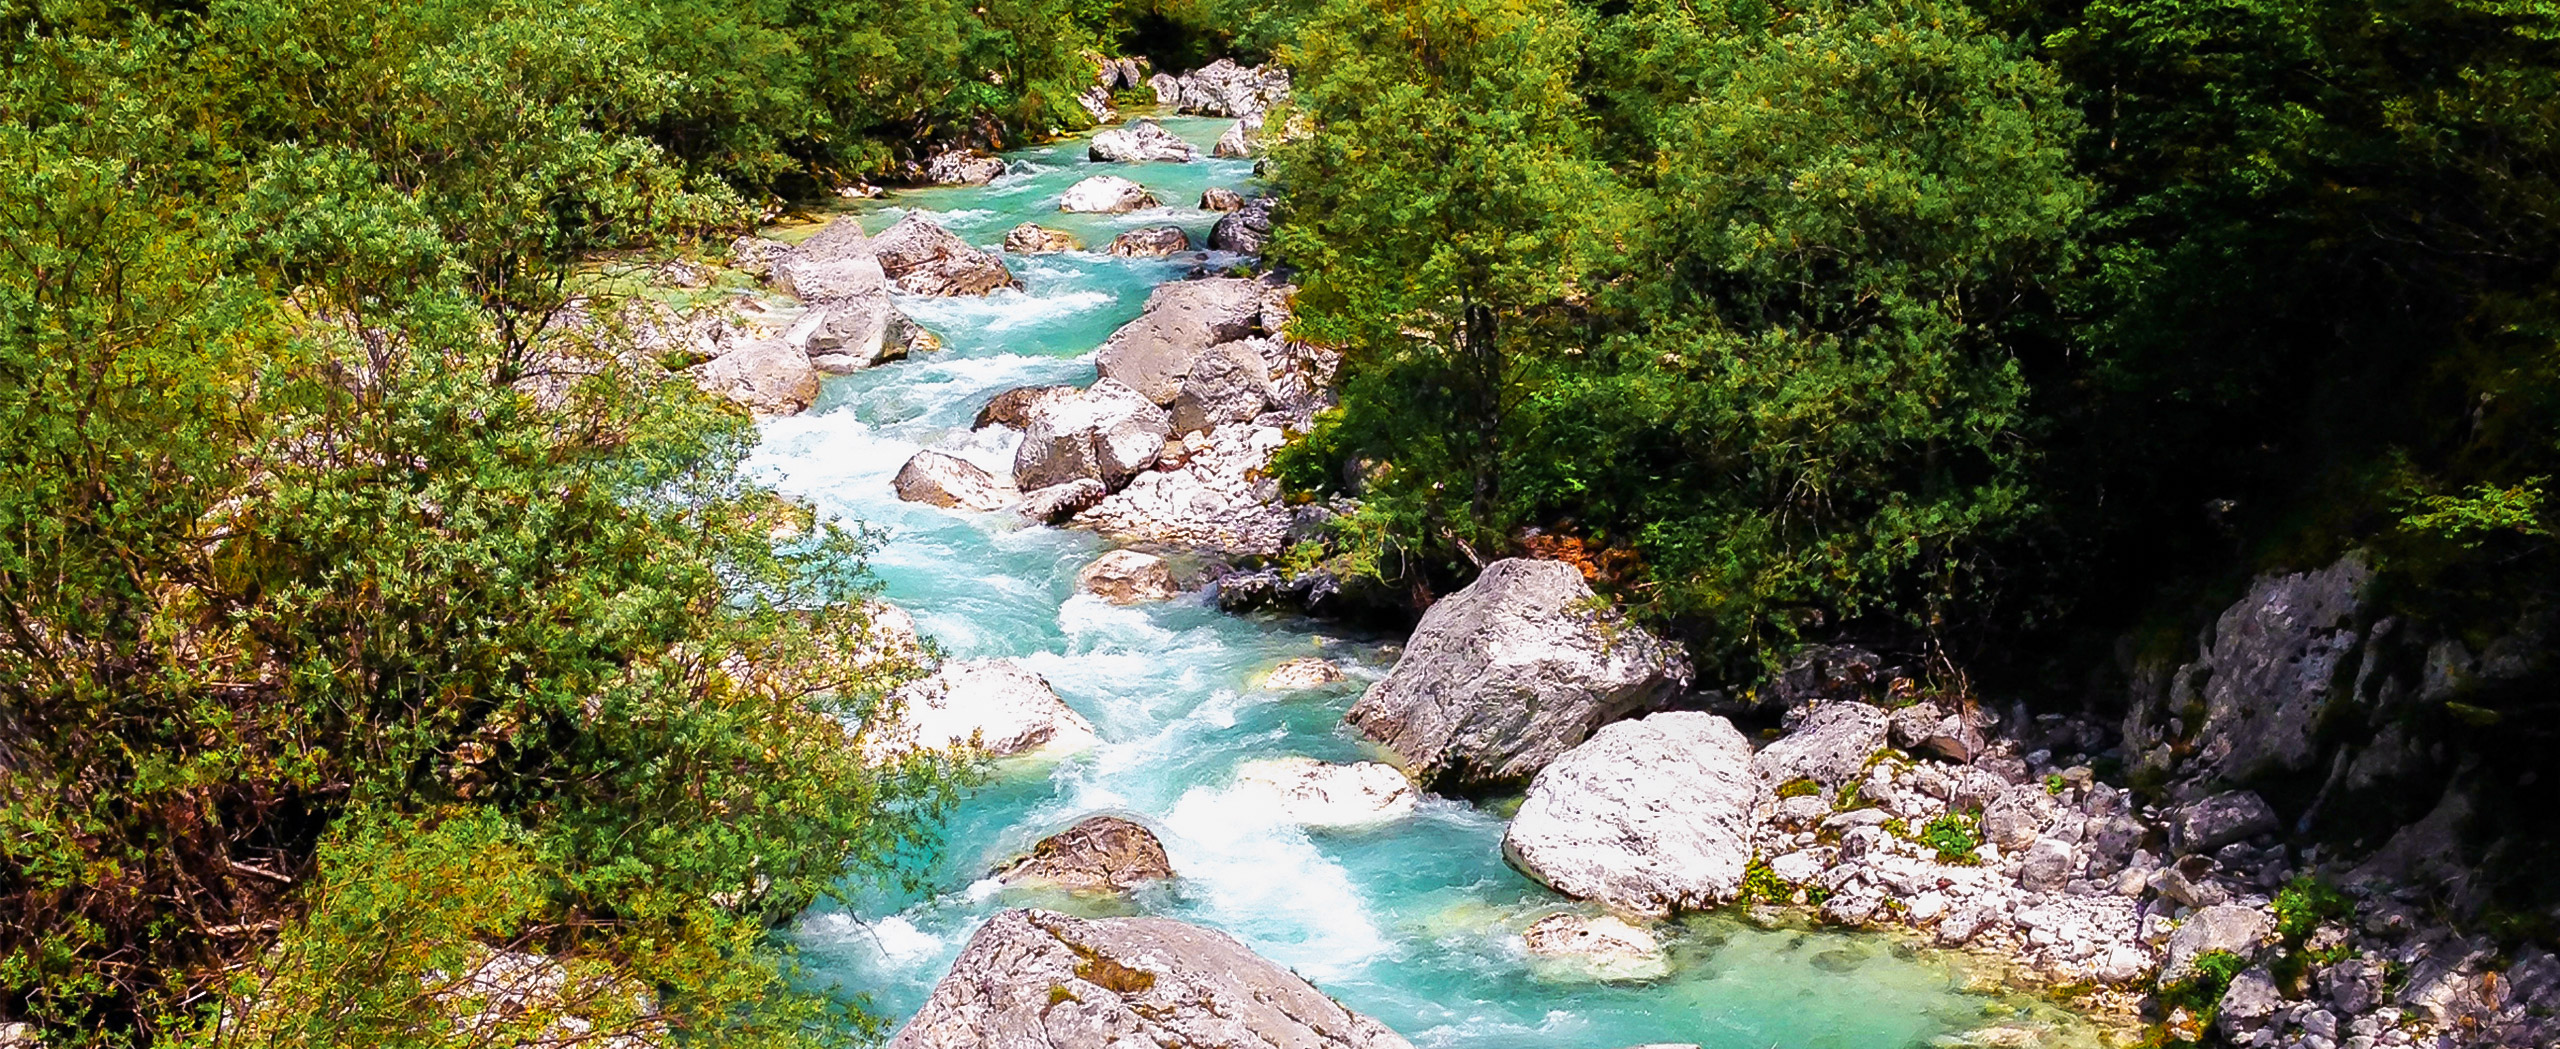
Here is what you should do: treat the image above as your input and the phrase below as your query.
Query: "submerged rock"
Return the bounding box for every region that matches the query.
[1088,119,1199,163]
[1012,379,1171,491]
[864,659,1097,762]
[1076,549,1179,604]
[1059,175,1161,214]
[886,909,1412,1049]
[1230,757,1417,828]
[895,450,1014,512]
[1345,558,1690,792]
[1504,712,1760,915]
[1108,225,1192,257]
[1001,223,1082,254]
[870,214,1018,296]
[994,815,1175,893]
[1259,657,1345,690]
[1520,913,1672,983]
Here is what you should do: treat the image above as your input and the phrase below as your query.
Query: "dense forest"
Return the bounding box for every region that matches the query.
[3,0,2556,1043]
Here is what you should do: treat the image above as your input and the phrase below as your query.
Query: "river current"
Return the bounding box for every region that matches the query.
[746,115,2091,1049]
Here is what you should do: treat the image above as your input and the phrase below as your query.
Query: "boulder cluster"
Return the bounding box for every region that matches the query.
[891,275,1336,556]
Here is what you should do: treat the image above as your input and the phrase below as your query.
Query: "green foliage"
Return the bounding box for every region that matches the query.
[2045,772,2068,795]
[1920,812,1984,865]
[1271,0,2088,678]
[2272,874,2354,946]
[0,4,1026,1042]
[2155,948,2251,1028]
[1741,857,1793,902]
[1775,777,1824,800]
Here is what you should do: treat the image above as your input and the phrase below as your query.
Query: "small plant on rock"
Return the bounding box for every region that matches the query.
[1776,777,1822,800]
[1920,812,1982,865]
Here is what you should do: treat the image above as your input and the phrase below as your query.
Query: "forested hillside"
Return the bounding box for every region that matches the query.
[4,0,2558,1044]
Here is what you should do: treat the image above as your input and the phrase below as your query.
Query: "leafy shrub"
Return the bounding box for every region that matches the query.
[1919,813,1983,865]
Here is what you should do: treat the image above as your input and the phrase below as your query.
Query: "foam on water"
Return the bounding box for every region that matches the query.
[758,114,2101,1048]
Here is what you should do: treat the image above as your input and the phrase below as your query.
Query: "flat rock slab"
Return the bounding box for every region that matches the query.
[886,909,1413,1049]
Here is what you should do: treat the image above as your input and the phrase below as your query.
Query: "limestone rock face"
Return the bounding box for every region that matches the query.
[1059,175,1161,214]
[864,659,1098,762]
[1001,223,1082,254]
[1094,278,1269,404]
[994,816,1174,893]
[1520,914,1671,983]
[1011,379,1171,491]
[2124,554,2372,794]
[1208,198,1274,254]
[1229,758,1417,828]
[1154,60,1292,118]
[1344,559,1691,792]
[1503,712,1760,915]
[885,909,1412,1049]
[976,385,1079,430]
[1169,342,1275,436]
[895,450,1014,512]
[1077,84,1118,124]
[870,214,1019,296]
[1108,225,1193,257]
[1752,702,1890,790]
[1088,119,1199,163]
[691,337,817,417]
[1075,549,1179,604]
[926,150,1007,185]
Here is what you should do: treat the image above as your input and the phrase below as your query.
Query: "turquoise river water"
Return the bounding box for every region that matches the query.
[746,116,2095,1048]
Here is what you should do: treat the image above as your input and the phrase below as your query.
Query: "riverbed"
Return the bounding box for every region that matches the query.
[745,115,2098,1049]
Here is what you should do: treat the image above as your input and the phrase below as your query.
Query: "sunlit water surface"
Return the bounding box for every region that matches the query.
[748,116,2096,1049]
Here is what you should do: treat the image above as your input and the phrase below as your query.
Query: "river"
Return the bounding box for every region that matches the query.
[744,115,2096,1049]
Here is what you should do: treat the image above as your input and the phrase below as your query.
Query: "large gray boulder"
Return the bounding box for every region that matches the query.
[886,909,1413,1049]
[1088,119,1199,163]
[690,338,816,417]
[895,450,1014,511]
[870,214,1018,296]
[770,219,890,302]
[1751,702,1890,790]
[1094,278,1268,404]
[788,294,936,374]
[975,385,1079,430]
[1168,342,1275,435]
[1213,113,1263,158]
[1012,379,1171,491]
[1503,712,1761,915]
[1208,198,1274,254]
[1059,175,1161,214]
[1344,559,1691,792]
[2170,791,2281,856]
